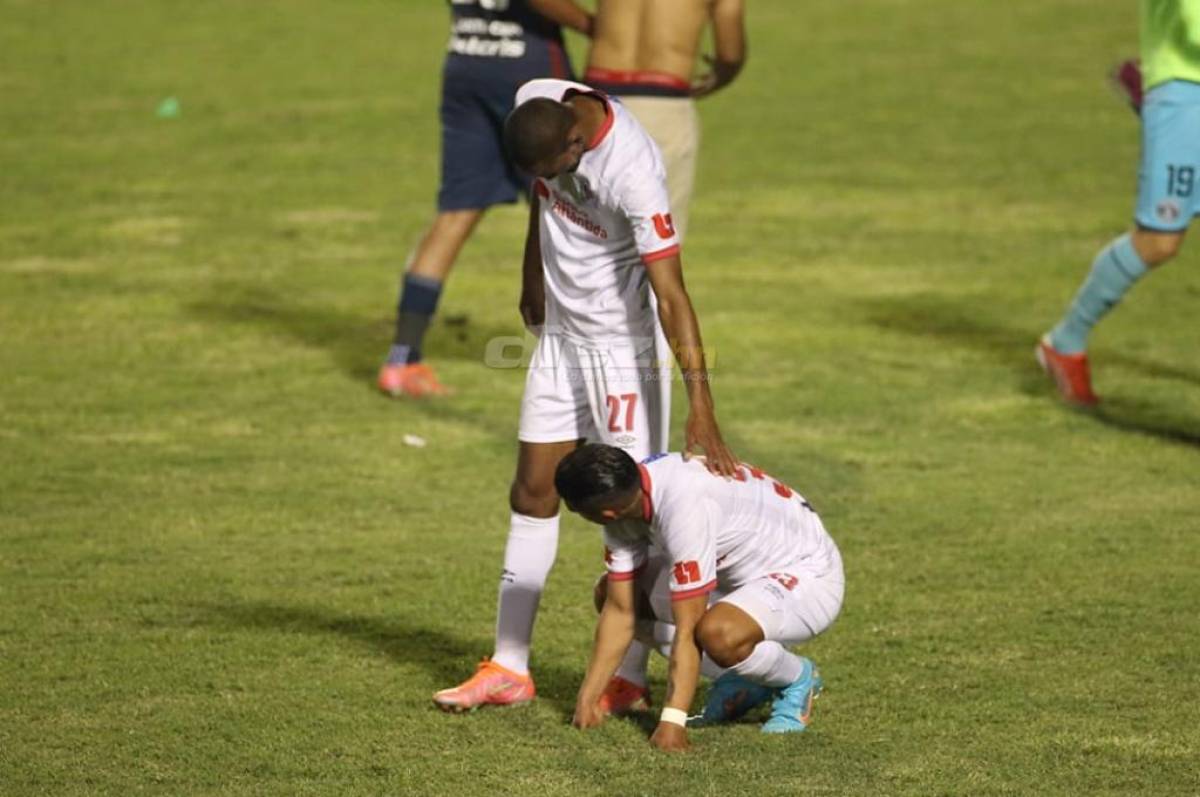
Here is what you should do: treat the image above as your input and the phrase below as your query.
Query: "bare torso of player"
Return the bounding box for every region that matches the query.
[587,0,709,81]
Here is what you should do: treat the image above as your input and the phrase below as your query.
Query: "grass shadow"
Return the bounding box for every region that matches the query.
[185,288,524,441]
[186,288,522,380]
[194,599,584,712]
[860,295,1200,449]
[1090,398,1200,448]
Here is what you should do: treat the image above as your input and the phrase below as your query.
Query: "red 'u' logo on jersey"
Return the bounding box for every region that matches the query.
[652,213,675,239]
[673,560,702,585]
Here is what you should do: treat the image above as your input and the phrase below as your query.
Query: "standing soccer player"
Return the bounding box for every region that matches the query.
[378,0,593,398]
[556,445,844,750]
[1038,0,1200,404]
[433,78,739,712]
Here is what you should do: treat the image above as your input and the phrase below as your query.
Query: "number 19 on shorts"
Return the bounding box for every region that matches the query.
[1167,165,1195,198]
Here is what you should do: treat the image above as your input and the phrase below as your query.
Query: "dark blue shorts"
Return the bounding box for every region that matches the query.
[437,54,569,211]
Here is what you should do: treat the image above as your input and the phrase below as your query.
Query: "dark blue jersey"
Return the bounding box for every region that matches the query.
[447,0,568,74]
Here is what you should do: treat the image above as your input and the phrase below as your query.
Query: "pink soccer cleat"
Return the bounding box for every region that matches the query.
[377,362,449,398]
[433,659,536,712]
[1036,337,1099,406]
[597,675,652,715]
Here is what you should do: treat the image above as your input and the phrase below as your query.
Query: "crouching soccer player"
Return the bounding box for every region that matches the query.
[556,444,845,751]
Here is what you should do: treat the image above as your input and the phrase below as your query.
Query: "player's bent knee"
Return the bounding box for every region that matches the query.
[696,613,756,669]
[509,479,559,518]
[1133,228,1185,266]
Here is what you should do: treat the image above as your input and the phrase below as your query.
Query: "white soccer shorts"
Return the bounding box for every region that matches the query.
[717,547,845,645]
[634,545,844,646]
[518,331,667,459]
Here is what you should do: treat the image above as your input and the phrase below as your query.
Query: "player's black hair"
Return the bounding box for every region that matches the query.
[503,97,574,172]
[554,444,640,512]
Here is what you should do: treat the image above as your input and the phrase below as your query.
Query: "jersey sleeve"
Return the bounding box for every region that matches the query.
[613,148,681,265]
[601,527,648,581]
[658,500,718,601]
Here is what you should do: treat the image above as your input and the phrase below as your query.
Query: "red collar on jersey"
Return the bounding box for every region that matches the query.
[563,87,614,150]
[637,463,653,523]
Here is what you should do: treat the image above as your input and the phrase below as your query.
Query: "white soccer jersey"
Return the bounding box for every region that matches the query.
[514,78,681,342]
[603,454,841,602]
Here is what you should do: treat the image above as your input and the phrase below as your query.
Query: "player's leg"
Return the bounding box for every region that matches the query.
[379,210,484,397]
[379,65,521,397]
[691,601,780,724]
[434,335,586,711]
[701,560,844,733]
[493,438,579,662]
[431,441,576,712]
[1040,80,1199,403]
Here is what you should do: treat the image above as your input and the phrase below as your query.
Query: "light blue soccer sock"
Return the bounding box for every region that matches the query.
[1048,233,1148,354]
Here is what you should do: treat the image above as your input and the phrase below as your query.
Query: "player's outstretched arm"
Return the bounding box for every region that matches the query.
[692,0,746,98]
[645,255,739,477]
[651,593,708,752]
[527,0,594,37]
[519,192,546,333]
[573,577,637,729]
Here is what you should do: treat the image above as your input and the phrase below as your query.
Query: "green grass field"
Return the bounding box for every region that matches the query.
[2,1,1199,794]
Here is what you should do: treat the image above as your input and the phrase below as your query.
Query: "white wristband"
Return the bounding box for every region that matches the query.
[659,707,688,727]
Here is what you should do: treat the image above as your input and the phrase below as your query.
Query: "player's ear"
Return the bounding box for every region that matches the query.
[600,508,618,521]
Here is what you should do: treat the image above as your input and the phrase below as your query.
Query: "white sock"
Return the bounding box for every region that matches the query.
[730,641,802,688]
[638,620,726,681]
[701,653,727,681]
[492,512,559,674]
[614,641,651,687]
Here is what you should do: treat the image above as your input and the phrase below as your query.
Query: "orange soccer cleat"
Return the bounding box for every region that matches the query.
[433,659,536,712]
[597,675,652,715]
[377,362,449,398]
[1036,337,1099,406]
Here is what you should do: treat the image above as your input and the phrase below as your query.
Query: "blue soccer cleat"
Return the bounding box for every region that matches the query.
[700,671,776,724]
[761,658,823,734]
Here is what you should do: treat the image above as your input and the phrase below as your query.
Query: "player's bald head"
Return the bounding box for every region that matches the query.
[504,98,576,174]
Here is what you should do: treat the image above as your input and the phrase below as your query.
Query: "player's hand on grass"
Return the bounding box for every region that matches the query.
[684,411,738,477]
[650,722,690,752]
[572,699,606,730]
